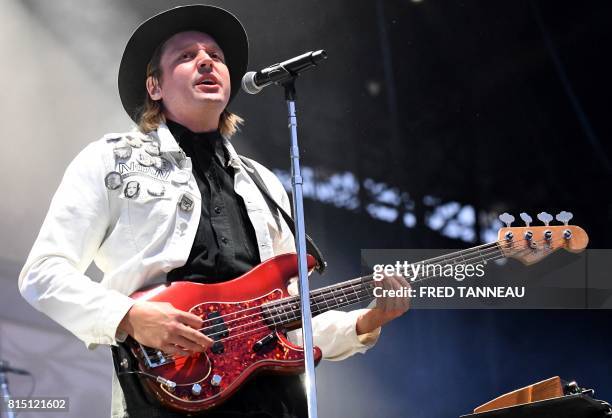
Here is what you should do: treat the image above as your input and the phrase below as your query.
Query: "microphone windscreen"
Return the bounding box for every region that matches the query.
[241,71,261,95]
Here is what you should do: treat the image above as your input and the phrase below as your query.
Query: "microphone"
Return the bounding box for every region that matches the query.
[241,50,328,94]
[0,361,30,376]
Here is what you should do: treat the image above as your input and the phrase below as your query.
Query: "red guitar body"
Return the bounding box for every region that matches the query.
[124,253,322,414]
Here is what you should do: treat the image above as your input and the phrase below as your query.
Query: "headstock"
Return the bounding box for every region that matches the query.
[496,211,588,265]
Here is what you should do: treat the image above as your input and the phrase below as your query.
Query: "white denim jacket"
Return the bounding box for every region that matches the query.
[19,123,379,357]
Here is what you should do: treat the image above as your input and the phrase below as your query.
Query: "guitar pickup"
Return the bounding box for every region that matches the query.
[205,311,229,340]
[205,311,228,354]
[253,332,277,352]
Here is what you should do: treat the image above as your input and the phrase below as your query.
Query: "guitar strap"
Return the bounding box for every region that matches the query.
[239,156,327,274]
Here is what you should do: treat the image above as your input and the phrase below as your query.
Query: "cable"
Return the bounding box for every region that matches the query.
[116,370,176,390]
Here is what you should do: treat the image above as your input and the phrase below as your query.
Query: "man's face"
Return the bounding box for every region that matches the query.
[150,31,231,123]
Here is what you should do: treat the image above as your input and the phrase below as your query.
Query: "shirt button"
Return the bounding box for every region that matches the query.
[221,237,229,245]
[214,206,221,214]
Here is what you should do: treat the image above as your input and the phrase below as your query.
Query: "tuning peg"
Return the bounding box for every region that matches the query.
[499,212,515,228]
[555,211,573,226]
[519,212,533,227]
[537,211,553,226]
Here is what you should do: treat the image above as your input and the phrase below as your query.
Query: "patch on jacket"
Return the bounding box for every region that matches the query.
[106,132,172,182]
[115,160,171,181]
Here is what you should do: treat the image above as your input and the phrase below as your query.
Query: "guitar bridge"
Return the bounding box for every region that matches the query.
[138,343,175,369]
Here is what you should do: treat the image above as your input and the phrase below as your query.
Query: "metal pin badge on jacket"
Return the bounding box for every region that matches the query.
[145,142,160,156]
[179,157,192,171]
[153,157,170,171]
[126,135,142,148]
[137,152,154,167]
[124,180,140,199]
[172,170,190,184]
[104,171,123,190]
[104,134,122,142]
[179,194,194,212]
[113,144,132,160]
[147,182,165,197]
[174,150,187,164]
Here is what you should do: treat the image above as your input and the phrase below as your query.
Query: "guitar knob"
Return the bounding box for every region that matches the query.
[211,374,222,387]
[191,383,202,396]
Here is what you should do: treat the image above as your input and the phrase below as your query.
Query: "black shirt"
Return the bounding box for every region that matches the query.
[166,119,261,283]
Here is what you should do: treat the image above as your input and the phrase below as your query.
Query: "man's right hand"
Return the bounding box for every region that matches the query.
[118,301,213,357]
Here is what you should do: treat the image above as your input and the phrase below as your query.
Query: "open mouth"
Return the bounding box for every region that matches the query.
[196,75,220,87]
[198,80,217,86]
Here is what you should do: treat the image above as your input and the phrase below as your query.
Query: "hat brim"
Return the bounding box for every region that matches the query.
[118,5,248,123]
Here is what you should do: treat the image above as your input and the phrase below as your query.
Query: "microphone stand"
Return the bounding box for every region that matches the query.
[282,78,319,418]
[0,361,15,418]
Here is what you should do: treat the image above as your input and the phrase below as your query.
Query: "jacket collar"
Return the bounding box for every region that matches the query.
[155,123,242,170]
[155,123,182,153]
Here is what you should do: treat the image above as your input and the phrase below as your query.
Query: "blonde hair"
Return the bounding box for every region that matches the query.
[136,41,244,139]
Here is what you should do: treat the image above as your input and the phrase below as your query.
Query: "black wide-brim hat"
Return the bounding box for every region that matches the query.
[118,5,248,122]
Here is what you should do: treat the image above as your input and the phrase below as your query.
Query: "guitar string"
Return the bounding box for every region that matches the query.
[145,240,502,359]
[188,240,500,330]
[201,236,555,339]
[152,239,554,364]
[203,236,563,342]
[150,235,565,361]
[184,233,541,331]
[194,232,556,332]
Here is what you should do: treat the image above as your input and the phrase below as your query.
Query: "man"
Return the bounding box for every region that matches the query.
[19,5,409,418]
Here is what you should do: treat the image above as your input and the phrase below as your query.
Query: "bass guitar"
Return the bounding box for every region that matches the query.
[116,211,588,413]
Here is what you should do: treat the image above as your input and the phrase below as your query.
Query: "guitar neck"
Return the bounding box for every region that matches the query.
[261,276,375,330]
[263,241,507,328]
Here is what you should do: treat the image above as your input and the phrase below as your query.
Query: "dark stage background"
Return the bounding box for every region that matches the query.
[127,0,612,416]
[250,1,612,416]
[225,1,612,416]
[11,0,612,417]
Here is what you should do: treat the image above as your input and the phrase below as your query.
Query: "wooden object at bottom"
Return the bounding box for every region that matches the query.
[474,376,564,413]
[461,394,610,418]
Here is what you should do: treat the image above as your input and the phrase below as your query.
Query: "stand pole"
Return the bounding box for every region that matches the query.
[0,361,15,418]
[283,79,318,418]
